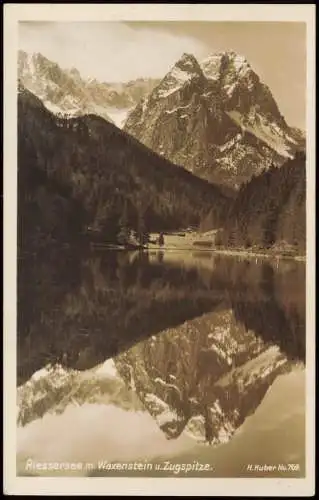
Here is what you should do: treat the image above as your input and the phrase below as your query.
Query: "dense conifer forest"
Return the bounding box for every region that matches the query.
[18,87,229,252]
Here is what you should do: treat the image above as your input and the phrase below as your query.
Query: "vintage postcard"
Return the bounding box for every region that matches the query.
[3,4,316,497]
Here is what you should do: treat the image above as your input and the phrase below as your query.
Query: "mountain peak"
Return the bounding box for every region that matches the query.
[201,51,252,82]
[151,53,203,100]
[174,52,202,74]
[68,67,82,79]
[222,50,247,60]
[202,50,249,63]
[223,51,251,71]
[125,47,303,190]
[18,50,161,126]
[178,52,198,64]
[31,52,52,66]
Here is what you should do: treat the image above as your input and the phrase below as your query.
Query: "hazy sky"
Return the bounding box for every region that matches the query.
[19,21,306,129]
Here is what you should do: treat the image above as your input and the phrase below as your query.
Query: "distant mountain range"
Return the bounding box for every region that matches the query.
[18,50,160,127]
[18,51,305,190]
[124,52,305,189]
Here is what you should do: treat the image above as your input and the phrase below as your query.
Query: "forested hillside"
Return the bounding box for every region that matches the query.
[217,152,306,252]
[18,86,229,252]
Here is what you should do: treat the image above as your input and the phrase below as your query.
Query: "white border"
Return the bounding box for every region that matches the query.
[3,4,316,496]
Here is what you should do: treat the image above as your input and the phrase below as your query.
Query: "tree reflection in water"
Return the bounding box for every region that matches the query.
[17,248,305,447]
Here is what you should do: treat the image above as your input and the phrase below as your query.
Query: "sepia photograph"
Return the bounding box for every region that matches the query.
[3,4,316,497]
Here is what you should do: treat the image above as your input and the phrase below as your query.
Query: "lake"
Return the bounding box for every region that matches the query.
[16,249,305,478]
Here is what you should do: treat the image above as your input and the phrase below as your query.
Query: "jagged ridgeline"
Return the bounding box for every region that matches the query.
[18,49,161,126]
[124,52,305,190]
[218,152,306,252]
[18,85,229,251]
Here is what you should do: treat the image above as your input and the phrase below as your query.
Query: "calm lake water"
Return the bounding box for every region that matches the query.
[17,249,305,478]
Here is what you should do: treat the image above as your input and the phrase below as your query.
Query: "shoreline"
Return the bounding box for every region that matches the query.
[90,242,306,262]
[148,246,306,262]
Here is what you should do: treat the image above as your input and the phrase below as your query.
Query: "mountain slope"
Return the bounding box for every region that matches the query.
[18,279,303,443]
[18,50,160,127]
[17,247,227,385]
[17,360,144,427]
[17,89,86,253]
[115,307,292,444]
[18,86,229,251]
[219,152,306,252]
[124,52,305,189]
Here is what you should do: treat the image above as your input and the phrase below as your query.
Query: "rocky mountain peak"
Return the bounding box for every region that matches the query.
[165,52,203,82]
[200,51,286,131]
[33,51,50,65]
[175,52,201,71]
[124,50,305,190]
[68,67,82,80]
[151,52,204,101]
[17,50,160,127]
[19,50,53,73]
[201,51,256,98]
[201,51,240,79]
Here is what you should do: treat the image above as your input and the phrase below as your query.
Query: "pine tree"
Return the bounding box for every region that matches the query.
[158,232,165,247]
[134,210,149,246]
[117,202,131,245]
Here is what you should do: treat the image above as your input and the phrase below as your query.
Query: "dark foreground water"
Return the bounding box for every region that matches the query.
[17,249,305,478]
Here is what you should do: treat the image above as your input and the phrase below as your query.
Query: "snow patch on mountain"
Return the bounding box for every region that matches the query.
[144,393,167,409]
[227,110,295,159]
[224,83,236,97]
[30,366,51,382]
[42,100,68,115]
[171,65,194,83]
[219,134,242,153]
[201,51,251,83]
[105,107,132,129]
[144,393,180,430]
[157,408,180,427]
[201,54,223,81]
[218,425,234,444]
[165,107,180,115]
[18,50,158,126]
[157,85,183,99]
[154,53,203,100]
[141,96,149,113]
[216,345,287,390]
[95,358,118,378]
[232,53,250,72]
[184,415,206,442]
[17,358,139,428]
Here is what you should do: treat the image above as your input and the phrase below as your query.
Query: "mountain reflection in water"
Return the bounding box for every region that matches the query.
[17,249,305,477]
